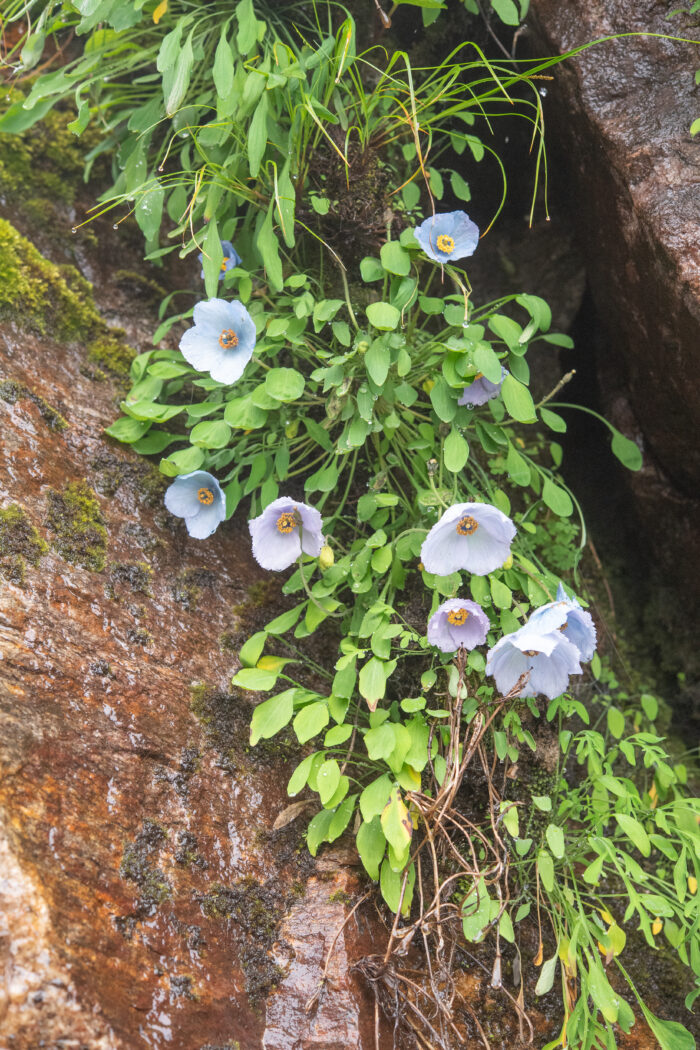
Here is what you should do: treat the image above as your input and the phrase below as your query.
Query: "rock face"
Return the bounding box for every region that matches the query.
[529,0,700,610]
[0,216,383,1048]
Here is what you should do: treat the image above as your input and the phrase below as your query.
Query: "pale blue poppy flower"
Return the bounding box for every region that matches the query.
[198,240,242,281]
[427,598,490,653]
[528,583,597,661]
[458,367,508,408]
[486,624,582,700]
[414,211,479,264]
[421,502,516,577]
[180,298,256,385]
[164,470,226,539]
[249,497,325,572]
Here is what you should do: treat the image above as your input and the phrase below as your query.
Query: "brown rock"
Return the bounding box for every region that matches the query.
[529,0,700,602]
[0,222,386,1048]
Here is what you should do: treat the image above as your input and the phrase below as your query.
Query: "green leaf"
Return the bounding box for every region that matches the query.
[213,26,234,97]
[501,374,536,423]
[444,429,469,472]
[360,257,384,282]
[532,795,552,812]
[239,631,267,667]
[535,954,557,996]
[505,443,530,486]
[250,688,295,745]
[232,666,281,691]
[224,397,267,430]
[380,241,411,276]
[637,1007,695,1050]
[265,367,305,402]
[381,786,412,855]
[450,170,471,201]
[248,92,269,178]
[545,824,565,859]
[611,429,642,471]
[615,813,651,856]
[293,701,329,744]
[316,758,341,805]
[359,774,393,822]
[257,201,283,292]
[306,808,334,856]
[540,407,567,433]
[366,301,400,331]
[359,657,389,711]
[607,706,625,739]
[357,818,386,880]
[190,420,232,449]
[430,377,457,422]
[165,30,194,115]
[491,0,521,24]
[542,477,573,517]
[287,753,316,796]
[537,850,554,891]
[365,339,391,386]
[160,446,205,476]
[105,417,150,443]
[135,182,164,242]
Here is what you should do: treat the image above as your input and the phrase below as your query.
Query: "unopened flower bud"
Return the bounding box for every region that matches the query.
[427,458,438,476]
[689,875,698,895]
[285,419,299,439]
[422,378,435,395]
[501,553,513,570]
[356,340,370,354]
[652,917,663,935]
[319,545,334,570]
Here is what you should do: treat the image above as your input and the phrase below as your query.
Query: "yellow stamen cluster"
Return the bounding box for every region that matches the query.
[456,515,478,536]
[219,328,239,349]
[447,607,469,626]
[523,650,541,658]
[276,511,299,534]
[436,233,455,254]
[198,488,214,505]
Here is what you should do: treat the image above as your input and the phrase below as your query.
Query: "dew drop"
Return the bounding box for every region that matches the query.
[539,87,548,98]
[158,165,164,172]
[71,227,77,234]
[112,223,119,230]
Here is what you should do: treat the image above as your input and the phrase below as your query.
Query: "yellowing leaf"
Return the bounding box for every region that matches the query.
[381,786,412,856]
[258,655,289,672]
[153,0,168,24]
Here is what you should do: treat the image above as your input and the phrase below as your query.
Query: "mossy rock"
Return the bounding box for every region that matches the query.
[46,480,108,572]
[0,217,135,373]
[0,377,68,431]
[0,503,48,565]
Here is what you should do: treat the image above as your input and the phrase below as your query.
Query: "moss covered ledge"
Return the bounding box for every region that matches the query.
[0,217,135,374]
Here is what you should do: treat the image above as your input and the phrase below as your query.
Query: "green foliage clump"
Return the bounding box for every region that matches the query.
[0,503,48,588]
[46,480,108,572]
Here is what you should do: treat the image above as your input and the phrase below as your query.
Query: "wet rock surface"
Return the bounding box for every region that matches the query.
[529,0,700,607]
[0,208,383,1047]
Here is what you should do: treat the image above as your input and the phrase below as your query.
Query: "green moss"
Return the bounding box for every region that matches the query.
[0,219,136,373]
[0,503,48,566]
[87,335,136,376]
[0,378,68,431]
[119,820,172,915]
[127,626,153,647]
[1,555,27,586]
[0,92,96,210]
[200,878,286,1005]
[110,560,153,595]
[218,631,238,653]
[114,269,166,301]
[46,480,107,572]
[328,889,352,905]
[173,568,216,611]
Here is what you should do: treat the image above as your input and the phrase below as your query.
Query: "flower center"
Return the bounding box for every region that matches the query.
[198,487,214,505]
[447,607,470,626]
[436,234,455,255]
[456,515,479,536]
[220,260,229,272]
[219,328,239,350]
[523,650,541,658]
[276,511,300,534]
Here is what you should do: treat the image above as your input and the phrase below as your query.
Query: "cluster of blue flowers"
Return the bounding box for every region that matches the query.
[422,501,596,700]
[162,213,594,703]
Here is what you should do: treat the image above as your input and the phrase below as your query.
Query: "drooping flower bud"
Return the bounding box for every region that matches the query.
[319,545,334,570]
